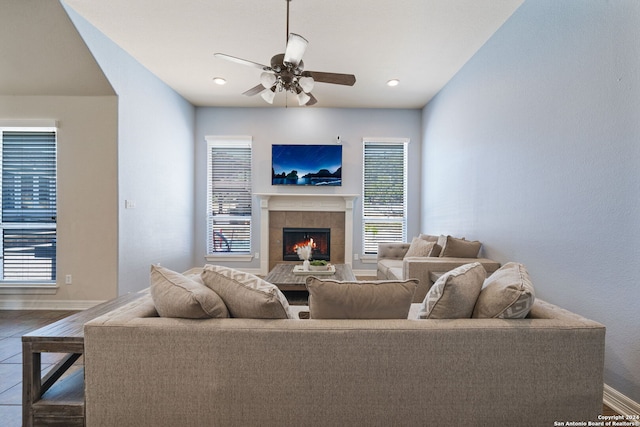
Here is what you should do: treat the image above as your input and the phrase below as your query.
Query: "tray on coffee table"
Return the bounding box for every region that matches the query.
[265,263,356,291]
[292,265,336,275]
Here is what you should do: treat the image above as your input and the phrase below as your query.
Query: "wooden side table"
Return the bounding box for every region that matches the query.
[22,292,145,427]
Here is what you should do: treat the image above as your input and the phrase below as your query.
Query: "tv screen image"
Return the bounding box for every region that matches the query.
[272,144,342,186]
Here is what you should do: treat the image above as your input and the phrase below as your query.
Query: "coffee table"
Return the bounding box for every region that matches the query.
[265,263,356,291]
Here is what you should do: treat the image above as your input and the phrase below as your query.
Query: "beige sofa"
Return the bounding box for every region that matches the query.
[377,241,501,301]
[83,292,605,427]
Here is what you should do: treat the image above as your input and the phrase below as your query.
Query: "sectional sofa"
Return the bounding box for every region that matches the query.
[83,265,606,427]
[377,235,502,301]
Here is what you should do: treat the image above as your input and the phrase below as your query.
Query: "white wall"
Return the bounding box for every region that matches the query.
[65,6,196,294]
[195,107,422,271]
[422,0,639,402]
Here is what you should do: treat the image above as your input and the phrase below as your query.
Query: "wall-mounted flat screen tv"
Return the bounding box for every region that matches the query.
[272,144,342,186]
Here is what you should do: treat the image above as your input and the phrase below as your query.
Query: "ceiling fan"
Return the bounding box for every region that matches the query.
[214,0,356,106]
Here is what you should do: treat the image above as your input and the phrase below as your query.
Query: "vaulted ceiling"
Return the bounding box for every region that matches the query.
[0,0,114,97]
[3,0,524,109]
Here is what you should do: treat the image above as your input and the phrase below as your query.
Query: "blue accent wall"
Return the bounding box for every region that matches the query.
[64,5,196,294]
[422,0,640,401]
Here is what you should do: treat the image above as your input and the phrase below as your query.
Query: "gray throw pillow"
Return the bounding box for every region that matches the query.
[306,277,418,319]
[472,262,535,318]
[150,265,229,319]
[201,264,293,319]
[418,262,486,319]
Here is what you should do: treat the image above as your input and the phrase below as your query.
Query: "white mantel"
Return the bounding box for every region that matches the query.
[255,193,358,275]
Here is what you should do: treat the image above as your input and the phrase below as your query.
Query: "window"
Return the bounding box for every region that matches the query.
[362,138,408,254]
[206,136,252,256]
[0,128,57,282]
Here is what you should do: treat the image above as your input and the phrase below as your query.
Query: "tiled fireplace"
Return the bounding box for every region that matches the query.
[256,194,357,274]
[282,227,331,261]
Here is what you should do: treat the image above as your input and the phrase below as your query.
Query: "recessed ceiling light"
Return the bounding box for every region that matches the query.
[386,79,400,87]
[213,77,227,85]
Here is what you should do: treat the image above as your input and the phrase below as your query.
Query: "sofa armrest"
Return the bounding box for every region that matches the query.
[377,242,410,260]
[403,257,501,302]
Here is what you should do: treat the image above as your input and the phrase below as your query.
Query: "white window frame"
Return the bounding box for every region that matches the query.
[362,137,409,256]
[0,125,58,287]
[205,135,253,262]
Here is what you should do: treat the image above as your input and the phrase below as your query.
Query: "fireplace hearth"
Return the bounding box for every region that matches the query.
[282,228,330,261]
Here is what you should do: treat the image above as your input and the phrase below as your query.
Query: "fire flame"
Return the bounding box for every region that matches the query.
[293,238,315,252]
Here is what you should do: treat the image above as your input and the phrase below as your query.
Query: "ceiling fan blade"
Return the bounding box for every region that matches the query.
[242,84,267,96]
[283,33,308,66]
[214,53,271,71]
[307,71,356,86]
[305,93,318,106]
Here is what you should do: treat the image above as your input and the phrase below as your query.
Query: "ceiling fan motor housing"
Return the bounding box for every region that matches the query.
[269,54,306,92]
[213,0,356,106]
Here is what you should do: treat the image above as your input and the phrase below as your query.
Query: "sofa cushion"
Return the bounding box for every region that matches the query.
[150,265,229,319]
[473,262,536,319]
[440,236,481,258]
[306,277,418,319]
[404,237,436,258]
[388,267,403,280]
[418,262,486,319]
[201,265,294,319]
[377,258,403,280]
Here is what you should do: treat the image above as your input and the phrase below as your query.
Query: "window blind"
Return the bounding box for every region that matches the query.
[362,140,408,254]
[206,138,252,254]
[1,131,57,281]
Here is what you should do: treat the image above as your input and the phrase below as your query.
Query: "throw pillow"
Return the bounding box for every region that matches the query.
[418,262,486,319]
[201,265,294,319]
[436,235,448,257]
[404,237,436,258]
[150,265,229,319]
[440,236,481,258]
[305,277,418,319]
[429,245,442,257]
[472,262,536,319]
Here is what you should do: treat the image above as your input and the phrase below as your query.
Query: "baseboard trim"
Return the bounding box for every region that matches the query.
[604,383,640,418]
[0,299,103,311]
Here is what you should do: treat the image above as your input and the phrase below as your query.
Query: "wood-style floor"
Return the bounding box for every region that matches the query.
[0,309,79,427]
[0,309,619,426]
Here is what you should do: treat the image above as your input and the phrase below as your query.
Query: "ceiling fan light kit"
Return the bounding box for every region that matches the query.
[214,0,355,106]
[260,72,277,89]
[261,87,276,104]
[296,90,310,106]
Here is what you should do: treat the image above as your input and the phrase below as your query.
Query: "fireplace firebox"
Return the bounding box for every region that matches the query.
[282,228,330,261]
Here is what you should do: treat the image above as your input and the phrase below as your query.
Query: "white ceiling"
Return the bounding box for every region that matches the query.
[62,0,524,108]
